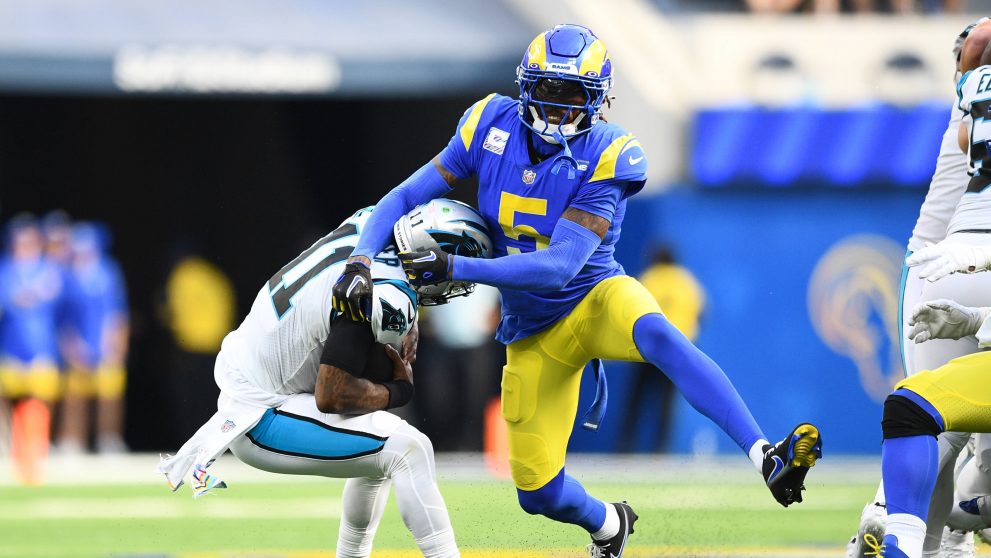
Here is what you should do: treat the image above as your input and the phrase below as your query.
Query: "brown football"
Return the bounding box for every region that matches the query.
[362,342,395,384]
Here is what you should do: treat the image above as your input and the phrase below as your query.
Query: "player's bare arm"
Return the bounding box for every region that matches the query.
[314,364,390,414]
[562,207,609,240]
[314,345,412,414]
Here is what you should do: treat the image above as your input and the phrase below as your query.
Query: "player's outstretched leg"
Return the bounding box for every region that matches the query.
[761,423,822,507]
[631,313,822,504]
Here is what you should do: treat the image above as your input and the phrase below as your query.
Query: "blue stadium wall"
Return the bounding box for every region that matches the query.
[569,187,927,455]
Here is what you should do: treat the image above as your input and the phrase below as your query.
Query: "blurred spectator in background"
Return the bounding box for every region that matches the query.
[0,214,64,483]
[747,53,817,107]
[55,223,130,454]
[874,52,938,107]
[412,284,502,451]
[41,211,72,267]
[159,252,235,447]
[619,245,705,453]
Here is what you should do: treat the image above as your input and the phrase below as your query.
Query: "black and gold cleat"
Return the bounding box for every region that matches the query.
[587,502,638,558]
[762,423,822,507]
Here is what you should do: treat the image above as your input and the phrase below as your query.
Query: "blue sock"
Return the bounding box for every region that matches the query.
[632,313,765,453]
[881,536,910,558]
[516,469,607,532]
[882,435,938,519]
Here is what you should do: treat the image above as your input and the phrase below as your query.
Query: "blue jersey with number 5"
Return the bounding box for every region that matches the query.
[439,94,648,344]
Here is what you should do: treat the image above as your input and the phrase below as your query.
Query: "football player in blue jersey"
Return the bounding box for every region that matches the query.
[0,214,65,484]
[56,223,130,454]
[333,24,822,556]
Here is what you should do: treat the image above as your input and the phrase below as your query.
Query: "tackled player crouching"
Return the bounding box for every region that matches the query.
[158,203,493,558]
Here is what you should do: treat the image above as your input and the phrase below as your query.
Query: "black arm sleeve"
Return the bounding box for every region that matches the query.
[320,314,376,377]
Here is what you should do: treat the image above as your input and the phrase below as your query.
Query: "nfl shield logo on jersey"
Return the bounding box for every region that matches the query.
[522,169,537,184]
[221,420,236,433]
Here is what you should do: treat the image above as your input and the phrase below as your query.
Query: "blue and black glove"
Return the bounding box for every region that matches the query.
[399,249,450,288]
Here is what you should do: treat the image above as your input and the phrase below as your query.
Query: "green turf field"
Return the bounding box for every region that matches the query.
[0,473,876,557]
[1,454,988,558]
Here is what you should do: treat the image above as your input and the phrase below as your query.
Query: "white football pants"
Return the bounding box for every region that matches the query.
[228,393,459,558]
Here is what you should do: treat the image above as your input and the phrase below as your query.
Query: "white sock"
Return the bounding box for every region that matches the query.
[873,479,886,506]
[749,439,770,472]
[886,513,927,558]
[415,529,460,558]
[591,503,619,541]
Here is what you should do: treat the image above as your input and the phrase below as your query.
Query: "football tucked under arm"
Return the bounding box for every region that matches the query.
[315,316,414,414]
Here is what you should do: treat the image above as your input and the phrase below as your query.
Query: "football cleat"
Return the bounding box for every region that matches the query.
[762,423,822,507]
[586,502,638,558]
[940,527,975,558]
[846,502,887,558]
[191,464,227,499]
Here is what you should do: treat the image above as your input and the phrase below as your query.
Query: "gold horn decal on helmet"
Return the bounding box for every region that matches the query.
[526,34,547,70]
[578,39,608,77]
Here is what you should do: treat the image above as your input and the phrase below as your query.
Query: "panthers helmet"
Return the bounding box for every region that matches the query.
[393,199,493,305]
[517,24,613,143]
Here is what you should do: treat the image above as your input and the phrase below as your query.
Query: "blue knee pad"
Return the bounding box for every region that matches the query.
[516,469,606,533]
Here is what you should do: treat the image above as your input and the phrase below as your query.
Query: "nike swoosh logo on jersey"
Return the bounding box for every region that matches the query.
[628,155,644,165]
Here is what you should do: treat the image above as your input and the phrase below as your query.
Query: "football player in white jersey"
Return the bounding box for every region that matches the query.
[158,200,493,558]
[847,18,991,558]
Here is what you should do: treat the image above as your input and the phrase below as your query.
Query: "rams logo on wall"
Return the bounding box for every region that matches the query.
[807,234,904,403]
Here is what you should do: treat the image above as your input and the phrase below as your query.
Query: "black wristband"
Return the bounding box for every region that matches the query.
[382,380,414,409]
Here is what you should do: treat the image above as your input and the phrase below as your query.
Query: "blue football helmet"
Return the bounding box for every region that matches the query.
[517,24,613,144]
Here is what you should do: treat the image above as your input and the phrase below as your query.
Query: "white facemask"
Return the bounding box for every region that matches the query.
[529,106,584,144]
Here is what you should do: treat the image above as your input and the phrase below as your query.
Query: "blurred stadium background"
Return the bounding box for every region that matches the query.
[1,0,988,556]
